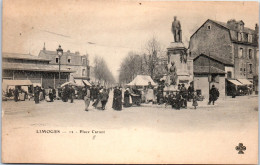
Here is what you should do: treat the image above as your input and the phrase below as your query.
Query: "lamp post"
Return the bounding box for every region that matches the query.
[56,45,63,86]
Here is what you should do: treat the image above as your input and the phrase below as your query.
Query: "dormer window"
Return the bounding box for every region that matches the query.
[248,34,253,43]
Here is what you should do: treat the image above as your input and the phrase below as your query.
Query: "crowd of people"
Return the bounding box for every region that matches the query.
[7,81,220,111]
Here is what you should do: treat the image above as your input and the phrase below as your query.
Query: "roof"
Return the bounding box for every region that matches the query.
[39,50,87,57]
[2,52,51,62]
[2,62,75,73]
[193,65,226,74]
[127,75,157,86]
[193,54,234,66]
[190,19,257,45]
[211,19,255,34]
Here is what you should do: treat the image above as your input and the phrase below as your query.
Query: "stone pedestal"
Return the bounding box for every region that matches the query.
[166,42,193,87]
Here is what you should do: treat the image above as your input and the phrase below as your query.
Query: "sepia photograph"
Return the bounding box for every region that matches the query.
[1,0,259,164]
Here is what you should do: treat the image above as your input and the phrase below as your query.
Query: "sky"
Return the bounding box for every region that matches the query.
[2,0,259,81]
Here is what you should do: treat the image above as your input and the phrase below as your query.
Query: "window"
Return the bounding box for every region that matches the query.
[238,48,243,58]
[238,33,242,41]
[211,74,219,83]
[207,25,211,30]
[82,69,86,76]
[55,57,59,63]
[249,64,253,74]
[82,58,86,65]
[68,56,71,64]
[244,68,246,76]
[227,71,232,78]
[248,34,253,43]
[249,49,253,59]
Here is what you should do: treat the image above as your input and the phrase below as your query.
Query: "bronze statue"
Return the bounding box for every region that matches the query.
[169,61,177,85]
[171,16,182,42]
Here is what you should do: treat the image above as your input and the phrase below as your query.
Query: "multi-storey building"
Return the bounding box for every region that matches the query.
[2,52,73,90]
[189,19,259,94]
[38,44,90,81]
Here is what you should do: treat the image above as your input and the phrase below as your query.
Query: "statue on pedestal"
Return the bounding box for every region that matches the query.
[169,61,178,85]
[171,16,182,42]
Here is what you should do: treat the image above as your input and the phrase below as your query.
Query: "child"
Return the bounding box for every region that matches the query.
[192,91,198,109]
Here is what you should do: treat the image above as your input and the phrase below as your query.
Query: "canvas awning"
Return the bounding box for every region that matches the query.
[74,79,85,86]
[33,83,41,87]
[227,79,243,86]
[127,75,157,86]
[2,79,33,92]
[83,80,92,86]
[3,79,33,86]
[237,79,253,85]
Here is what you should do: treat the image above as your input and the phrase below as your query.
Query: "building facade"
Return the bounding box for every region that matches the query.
[2,52,73,89]
[189,19,258,92]
[38,45,90,80]
[193,54,233,99]
[189,19,258,81]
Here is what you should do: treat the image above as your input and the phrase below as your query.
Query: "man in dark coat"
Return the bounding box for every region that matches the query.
[69,86,75,103]
[208,85,219,105]
[14,86,19,102]
[188,82,194,101]
[49,87,54,102]
[101,88,109,110]
[34,86,40,104]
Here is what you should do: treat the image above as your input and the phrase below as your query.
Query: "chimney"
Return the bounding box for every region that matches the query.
[75,51,80,56]
[43,42,46,51]
[255,24,259,34]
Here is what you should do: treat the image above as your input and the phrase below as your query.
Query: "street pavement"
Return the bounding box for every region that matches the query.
[1,94,258,163]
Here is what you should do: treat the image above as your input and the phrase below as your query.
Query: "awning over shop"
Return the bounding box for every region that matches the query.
[83,80,92,86]
[237,79,253,85]
[227,79,243,86]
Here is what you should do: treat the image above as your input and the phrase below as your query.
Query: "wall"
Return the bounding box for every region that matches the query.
[189,20,233,64]
[194,74,225,100]
[225,66,235,79]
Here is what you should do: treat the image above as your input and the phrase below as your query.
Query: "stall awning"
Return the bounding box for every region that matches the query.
[3,79,33,86]
[237,79,253,85]
[227,79,243,86]
[2,79,33,92]
[74,79,85,86]
[33,83,41,87]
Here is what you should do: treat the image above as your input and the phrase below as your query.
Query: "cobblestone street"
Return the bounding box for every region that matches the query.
[2,95,258,163]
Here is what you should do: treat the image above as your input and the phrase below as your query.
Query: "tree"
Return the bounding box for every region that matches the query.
[143,36,162,79]
[119,52,143,84]
[93,56,116,86]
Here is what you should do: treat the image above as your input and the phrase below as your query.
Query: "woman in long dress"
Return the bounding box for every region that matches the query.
[123,88,131,107]
[113,87,122,110]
